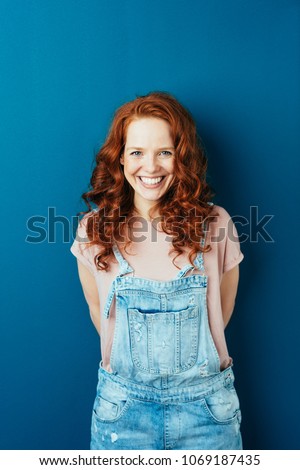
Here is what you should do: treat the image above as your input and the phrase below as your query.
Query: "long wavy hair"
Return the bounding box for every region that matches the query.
[79,91,219,271]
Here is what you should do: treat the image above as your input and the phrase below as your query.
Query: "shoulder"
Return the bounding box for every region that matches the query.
[207,204,244,272]
[70,210,100,276]
[210,204,231,219]
[76,209,98,240]
[206,204,233,235]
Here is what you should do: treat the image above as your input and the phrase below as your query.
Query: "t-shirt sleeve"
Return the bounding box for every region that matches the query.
[70,214,97,276]
[223,213,244,273]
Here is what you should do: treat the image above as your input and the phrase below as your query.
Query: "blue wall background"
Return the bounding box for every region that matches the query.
[0,0,299,450]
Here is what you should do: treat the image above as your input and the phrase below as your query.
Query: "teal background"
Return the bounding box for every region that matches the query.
[0,0,299,449]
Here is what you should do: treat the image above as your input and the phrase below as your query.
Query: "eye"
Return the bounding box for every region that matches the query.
[159,150,173,157]
[130,151,142,156]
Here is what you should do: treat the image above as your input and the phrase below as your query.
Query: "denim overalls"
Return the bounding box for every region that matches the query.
[90,228,242,450]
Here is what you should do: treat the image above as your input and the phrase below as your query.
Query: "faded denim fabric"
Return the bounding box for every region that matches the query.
[90,227,242,450]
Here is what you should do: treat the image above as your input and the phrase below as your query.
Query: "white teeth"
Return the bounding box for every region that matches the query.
[139,176,164,185]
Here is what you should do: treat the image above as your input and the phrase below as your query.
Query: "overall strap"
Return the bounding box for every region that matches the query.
[112,244,134,276]
[103,279,117,319]
[174,218,208,280]
[103,244,134,319]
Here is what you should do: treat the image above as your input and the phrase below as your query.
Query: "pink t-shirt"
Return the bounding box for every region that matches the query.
[70,205,244,372]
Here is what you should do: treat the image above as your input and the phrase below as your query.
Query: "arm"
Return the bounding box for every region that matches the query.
[76,260,101,336]
[220,265,239,328]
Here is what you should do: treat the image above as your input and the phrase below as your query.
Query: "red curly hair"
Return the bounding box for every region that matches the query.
[79,91,219,271]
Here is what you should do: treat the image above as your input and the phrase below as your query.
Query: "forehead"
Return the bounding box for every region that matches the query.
[125,117,173,145]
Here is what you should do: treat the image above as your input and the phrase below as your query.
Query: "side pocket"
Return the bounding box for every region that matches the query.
[92,394,132,423]
[201,385,241,424]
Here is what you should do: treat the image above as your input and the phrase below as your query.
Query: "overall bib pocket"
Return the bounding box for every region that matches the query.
[128,305,199,374]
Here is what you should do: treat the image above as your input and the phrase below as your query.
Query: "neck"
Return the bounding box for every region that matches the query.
[133,202,160,221]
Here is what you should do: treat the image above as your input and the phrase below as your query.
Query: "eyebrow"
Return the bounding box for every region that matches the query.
[126,147,175,151]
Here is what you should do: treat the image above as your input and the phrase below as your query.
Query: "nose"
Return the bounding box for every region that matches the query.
[142,153,160,173]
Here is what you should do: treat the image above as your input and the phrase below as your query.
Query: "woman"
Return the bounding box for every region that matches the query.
[70,91,244,450]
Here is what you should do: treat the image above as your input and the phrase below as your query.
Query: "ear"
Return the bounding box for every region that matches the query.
[120,154,124,165]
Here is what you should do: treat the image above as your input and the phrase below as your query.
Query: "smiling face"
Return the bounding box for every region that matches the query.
[120,117,175,219]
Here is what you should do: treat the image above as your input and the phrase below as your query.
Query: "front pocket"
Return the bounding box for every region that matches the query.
[128,305,199,374]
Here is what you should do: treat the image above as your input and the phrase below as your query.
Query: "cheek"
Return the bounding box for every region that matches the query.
[123,163,135,176]
[124,159,140,175]
[166,161,174,174]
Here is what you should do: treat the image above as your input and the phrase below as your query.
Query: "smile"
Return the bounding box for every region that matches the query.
[138,176,165,185]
